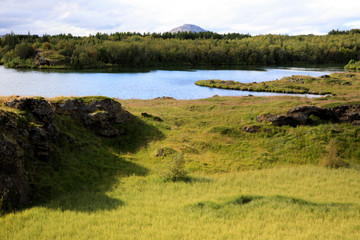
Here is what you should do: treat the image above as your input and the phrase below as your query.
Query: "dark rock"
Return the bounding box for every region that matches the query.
[257,104,360,127]
[154,96,175,100]
[54,98,130,137]
[5,97,55,123]
[85,111,120,137]
[141,112,152,118]
[332,104,360,123]
[156,148,164,157]
[4,97,59,139]
[345,74,355,78]
[320,75,330,78]
[0,130,29,210]
[243,125,261,133]
[287,106,337,123]
[29,126,51,160]
[0,97,61,210]
[270,115,304,127]
[141,112,163,122]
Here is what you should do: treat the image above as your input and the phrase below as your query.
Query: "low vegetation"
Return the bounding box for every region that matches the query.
[345,59,360,71]
[1,72,360,239]
[195,72,360,95]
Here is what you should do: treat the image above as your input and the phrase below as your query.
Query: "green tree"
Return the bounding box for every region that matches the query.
[14,42,35,59]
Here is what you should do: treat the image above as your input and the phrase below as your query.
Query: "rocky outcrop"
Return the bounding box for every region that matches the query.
[0,128,29,209]
[0,98,58,210]
[33,50,66,66]
[53,98,130,137]
[0,97,130,210]
[257,104,360,127]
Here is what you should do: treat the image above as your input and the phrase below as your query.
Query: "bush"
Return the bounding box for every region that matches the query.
[320,139,348,168]
[14,42,35,59]
[161,153,188,181]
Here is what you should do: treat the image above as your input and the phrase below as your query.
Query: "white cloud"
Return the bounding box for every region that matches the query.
[344,20,360,29]
[0,0,359,35]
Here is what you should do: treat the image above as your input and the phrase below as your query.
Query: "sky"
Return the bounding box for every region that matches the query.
[1,0,360,36]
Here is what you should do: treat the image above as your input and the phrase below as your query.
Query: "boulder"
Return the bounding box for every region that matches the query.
[4,97,59,139]
[84,111,120,137]
[332,104,360,123]
[54,98,130,137]
[243,125,261,133]
[257,104,360,127]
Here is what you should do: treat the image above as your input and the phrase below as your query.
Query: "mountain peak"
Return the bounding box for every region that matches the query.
[169,24,208,33]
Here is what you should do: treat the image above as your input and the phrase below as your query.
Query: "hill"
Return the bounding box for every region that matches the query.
[169,24,208,33]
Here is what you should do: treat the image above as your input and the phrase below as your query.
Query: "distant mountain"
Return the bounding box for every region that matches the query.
[169,24,208,33]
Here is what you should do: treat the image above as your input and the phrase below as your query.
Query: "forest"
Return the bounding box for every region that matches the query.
[0,30,359,69]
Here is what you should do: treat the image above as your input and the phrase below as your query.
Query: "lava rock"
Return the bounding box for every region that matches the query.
[0,132,29,210]
[54,98,130,137]
[243,125,261,133]
[257,104,360,127]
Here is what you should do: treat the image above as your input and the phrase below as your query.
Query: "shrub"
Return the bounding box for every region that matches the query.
[161,153,188,182]
[14,42,35,59]
[320,139,348,168]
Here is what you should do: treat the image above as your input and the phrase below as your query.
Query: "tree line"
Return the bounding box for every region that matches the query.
[1,30,359,69]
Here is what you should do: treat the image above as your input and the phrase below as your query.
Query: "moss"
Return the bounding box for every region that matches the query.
[52,96,114,104]
[74,96,114,103]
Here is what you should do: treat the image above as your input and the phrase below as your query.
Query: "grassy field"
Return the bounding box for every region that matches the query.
[1,167,359,239]
[1,73,360,239]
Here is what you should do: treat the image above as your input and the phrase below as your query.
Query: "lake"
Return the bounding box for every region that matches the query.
[0,66,342,99]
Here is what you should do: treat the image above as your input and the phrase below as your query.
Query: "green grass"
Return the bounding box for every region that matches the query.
[51,95,114,104]
[119,96,360,172]
[1,74,360,239]
[1,166,359,239]
[345,59,360,71]
[195,72,360,96]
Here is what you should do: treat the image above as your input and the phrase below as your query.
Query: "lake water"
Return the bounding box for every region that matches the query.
[0,66,342,99]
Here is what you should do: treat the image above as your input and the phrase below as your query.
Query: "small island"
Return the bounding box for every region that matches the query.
[345,59,360,71]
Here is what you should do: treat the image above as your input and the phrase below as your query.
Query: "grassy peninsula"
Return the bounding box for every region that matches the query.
[1,71,360,239]
[195,72,359,95]
[345,59,360,71]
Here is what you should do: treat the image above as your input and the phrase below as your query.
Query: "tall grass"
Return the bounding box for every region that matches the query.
[1,166,359,239]
[320,138,349,168]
